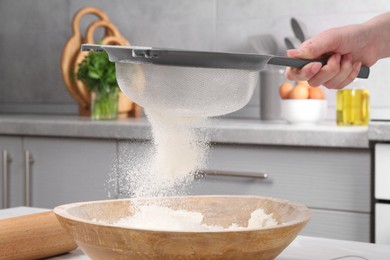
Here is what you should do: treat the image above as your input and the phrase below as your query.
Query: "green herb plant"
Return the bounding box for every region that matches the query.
[77,51,119,119]
[77,50,119,93]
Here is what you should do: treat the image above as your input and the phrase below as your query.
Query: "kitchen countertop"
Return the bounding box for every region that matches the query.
[2,207,390,260]
[0,115,369,148]
[368,121,390,142]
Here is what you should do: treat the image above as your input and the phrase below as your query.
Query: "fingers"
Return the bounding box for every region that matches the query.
[322,53,353,88]
[285,62,322,81]
[285,53,341,85]
[287,49,303,58]
[337,62,362,89]
[287,30,340,60]
[310,54,361,89]
[286,53,361,89]
[285,46,332,83]
[321,53,354,89]
[307,53,341,87]
[283,26,365,89]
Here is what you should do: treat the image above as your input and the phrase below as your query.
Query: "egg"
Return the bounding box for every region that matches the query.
[289,84,309,99]
[308,87,325,99]
[279,82,294,99]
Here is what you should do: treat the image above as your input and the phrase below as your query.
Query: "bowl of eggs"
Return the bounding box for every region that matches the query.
[279,81,327,125]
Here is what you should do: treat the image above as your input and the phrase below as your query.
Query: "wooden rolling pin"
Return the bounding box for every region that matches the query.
[0,211,77,260]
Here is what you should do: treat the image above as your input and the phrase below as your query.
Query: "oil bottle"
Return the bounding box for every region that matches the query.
[336,80,370,126]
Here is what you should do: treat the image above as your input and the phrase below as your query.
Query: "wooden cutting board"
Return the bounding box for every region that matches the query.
[61,6,142,118]
[0,211,77,260]
[61,7,111,116]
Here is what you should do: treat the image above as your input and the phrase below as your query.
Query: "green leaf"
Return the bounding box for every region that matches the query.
[88,71,100,79]
[76,46,125,93]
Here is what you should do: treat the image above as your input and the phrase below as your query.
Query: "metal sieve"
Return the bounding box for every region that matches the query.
[82,44,369,117]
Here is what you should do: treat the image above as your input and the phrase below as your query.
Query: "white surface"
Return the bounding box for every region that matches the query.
[376,203,390,245]
[51,236,390,260]
[375,143,390,200]
[0,206,50,219]
[48,236,390,260]
[278,236,390,260]
[2,207,390,259]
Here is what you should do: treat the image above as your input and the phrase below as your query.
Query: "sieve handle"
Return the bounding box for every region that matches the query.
[268,56,370,79]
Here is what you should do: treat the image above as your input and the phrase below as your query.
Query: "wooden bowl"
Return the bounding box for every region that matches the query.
[54,196,311,260]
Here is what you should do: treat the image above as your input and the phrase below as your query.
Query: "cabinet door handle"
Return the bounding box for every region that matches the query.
[198,170,268,179]
[2,150,12,208]
[24,150,34,207]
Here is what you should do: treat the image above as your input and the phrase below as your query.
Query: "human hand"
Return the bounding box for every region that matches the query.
[285,23,379,89]
[286,52,361,89]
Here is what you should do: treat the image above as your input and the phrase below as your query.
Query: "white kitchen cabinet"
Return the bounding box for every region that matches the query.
[376,203,390,244]
[191,144,370,212]
[306,209,370,242]
[375,143,390,200]
[118,141,371,242]
[23,137,117,208]
[188,144,371,242]
[374,143,390,245]
[0,136,117,209]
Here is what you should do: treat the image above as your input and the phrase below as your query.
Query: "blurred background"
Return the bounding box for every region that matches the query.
[1,0,389,120]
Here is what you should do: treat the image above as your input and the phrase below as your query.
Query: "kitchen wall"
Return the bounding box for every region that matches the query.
[1,0,389,119]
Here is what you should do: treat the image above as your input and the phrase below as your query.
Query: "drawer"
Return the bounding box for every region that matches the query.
[375,203,390,245]
[375,144,390,200]
[304,208,370,242]
[190,144,370,212]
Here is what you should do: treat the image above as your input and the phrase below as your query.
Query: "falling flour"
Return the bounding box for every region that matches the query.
[118,109,210,198]
[93,205,278,232]
[108,91,280,233]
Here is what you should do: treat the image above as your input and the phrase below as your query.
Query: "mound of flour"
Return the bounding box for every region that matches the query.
[101,205,278,232]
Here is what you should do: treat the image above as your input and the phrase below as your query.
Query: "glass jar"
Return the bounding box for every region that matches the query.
[336,80,370,126]
[91,90,119,120]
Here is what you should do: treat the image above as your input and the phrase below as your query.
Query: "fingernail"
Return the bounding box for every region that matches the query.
[287,49,301,57]
[311,62,322,74]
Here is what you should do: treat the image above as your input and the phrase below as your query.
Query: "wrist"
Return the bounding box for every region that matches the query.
[364,12,390,59]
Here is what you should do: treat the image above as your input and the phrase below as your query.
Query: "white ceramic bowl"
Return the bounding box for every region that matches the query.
[281,99,327,125]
